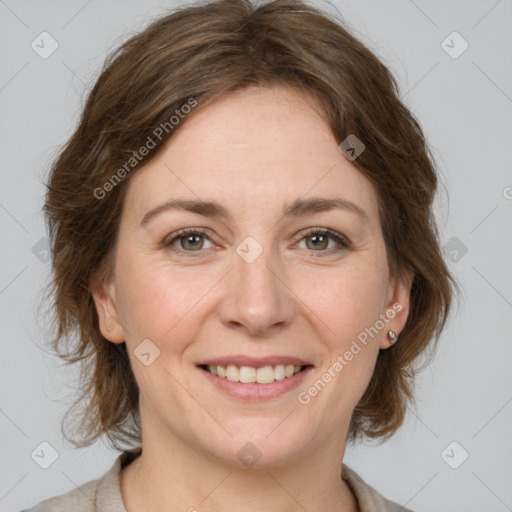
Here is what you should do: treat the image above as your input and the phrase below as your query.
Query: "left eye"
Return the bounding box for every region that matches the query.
[297,229,349,253]
[163,228,349,256]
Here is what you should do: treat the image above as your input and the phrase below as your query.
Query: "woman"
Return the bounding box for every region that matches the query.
[26,0,455,510]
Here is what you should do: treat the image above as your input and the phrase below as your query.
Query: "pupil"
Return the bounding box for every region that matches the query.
[309,234,327,250]
[184,235,202,250]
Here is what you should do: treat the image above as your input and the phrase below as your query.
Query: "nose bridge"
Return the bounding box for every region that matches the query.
[218,233,294,335]
[236,234,279,293]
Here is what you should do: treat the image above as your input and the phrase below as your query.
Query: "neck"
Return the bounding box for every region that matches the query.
[120,429,359,512]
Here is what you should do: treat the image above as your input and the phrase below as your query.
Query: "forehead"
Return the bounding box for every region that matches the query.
[122,85,380,226]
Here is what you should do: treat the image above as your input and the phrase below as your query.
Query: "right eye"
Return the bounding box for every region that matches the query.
[163,228,216,255]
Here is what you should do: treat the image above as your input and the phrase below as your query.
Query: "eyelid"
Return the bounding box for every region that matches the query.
[295,227,350,248]
[292,227,351,257]
[162,227,215,251]
[162,226,350,256]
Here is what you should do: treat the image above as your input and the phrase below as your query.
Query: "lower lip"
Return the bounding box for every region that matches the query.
[198,366,313,401]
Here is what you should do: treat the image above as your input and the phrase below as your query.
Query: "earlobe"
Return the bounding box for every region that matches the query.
[90,270,124,344]
[381,269,414,349]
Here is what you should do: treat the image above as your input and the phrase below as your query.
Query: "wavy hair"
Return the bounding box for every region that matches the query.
[41,0,456,450]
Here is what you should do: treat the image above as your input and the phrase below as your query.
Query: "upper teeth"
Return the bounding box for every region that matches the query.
[207,364,303,384]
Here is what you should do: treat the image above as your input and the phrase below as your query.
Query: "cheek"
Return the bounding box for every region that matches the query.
[115,255,211,343]
[302,259,389,336]
[327,263,388,396]
[296,256,388,398]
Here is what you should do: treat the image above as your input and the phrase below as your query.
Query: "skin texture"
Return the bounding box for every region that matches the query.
[91,85,412,512]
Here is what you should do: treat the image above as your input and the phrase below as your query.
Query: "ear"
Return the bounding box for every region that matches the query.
[90,267,125,344]
[380,268,414,350]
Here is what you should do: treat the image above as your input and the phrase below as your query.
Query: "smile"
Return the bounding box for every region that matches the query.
[197,360,314,400]
[202,363,305,383]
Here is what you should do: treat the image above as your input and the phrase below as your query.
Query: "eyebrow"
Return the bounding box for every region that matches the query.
[140,196,368,226]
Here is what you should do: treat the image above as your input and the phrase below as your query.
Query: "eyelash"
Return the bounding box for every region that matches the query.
[162,227,350,258]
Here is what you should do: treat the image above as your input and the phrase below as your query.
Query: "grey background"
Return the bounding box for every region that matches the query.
[1,0,511,511]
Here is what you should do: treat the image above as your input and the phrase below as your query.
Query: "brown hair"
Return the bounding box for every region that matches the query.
[41,0,456,450]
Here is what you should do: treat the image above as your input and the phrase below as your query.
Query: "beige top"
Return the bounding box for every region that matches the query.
[23,449,413,512]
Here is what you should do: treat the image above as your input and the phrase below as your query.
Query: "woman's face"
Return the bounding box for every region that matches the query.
[93,85,410,467]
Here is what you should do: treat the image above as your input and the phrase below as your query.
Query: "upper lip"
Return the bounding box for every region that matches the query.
[197,355,313,368]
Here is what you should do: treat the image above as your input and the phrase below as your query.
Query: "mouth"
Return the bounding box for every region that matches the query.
[196,358,314,400]
[198,363,312,384]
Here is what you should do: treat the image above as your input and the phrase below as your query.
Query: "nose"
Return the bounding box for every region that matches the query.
[216,245,295,337]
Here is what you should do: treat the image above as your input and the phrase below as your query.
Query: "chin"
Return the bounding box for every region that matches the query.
[198,423,310,469]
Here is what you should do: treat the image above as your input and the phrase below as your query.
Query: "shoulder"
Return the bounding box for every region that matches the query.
[342,464,415,512]
[21,449,141,512]
[21,477,99,512]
